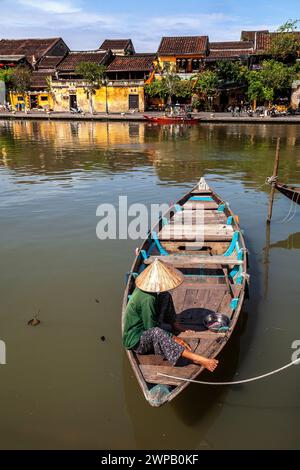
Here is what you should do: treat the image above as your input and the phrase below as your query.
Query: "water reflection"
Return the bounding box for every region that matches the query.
[1,120,300,449]
[1,120,300,190]
[269,231,300,250]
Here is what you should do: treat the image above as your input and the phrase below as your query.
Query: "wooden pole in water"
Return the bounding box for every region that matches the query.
[267,137,281,223]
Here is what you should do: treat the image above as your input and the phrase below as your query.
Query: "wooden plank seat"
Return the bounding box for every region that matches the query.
[158,223,233,241]
[144,254,242,267]
[183,201,219,210]
[171,213,227,225]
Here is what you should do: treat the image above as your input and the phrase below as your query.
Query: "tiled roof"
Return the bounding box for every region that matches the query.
[99,39,132,51]
[0,54,25,61]
[38,56,65,69]
[158,36,208,55]
[0,38,62,63]
[255,31,300,52]
[209,41,253,50]
[107,54,156,72]
[57,51,107,71]
[30,71,52,89]
[206,49,253,60]
[240,30,268,42]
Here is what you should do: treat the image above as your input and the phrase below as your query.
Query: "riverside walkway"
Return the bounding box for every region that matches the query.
[1,110,300,123]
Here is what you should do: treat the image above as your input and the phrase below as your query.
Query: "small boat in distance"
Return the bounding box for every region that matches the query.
[275,182,300,204]
[144,115,200,124]
[122,178,248,407]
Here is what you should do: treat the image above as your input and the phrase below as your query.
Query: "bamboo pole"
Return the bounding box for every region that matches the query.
[267,137,281,223]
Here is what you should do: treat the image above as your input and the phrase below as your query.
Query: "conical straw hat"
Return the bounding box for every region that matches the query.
[135,259,184,293]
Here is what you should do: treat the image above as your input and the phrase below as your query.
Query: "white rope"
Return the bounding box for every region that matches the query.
[158,358,300,386]
[281,191,299,223]
[285,193,299,222]
[266,175,278,185]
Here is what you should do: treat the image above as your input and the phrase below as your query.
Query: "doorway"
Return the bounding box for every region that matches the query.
[30,94,38,109]
[129,94,139,110]
[69,94,77,110]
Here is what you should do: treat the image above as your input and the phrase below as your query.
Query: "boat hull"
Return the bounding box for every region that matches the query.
[275,182,300,204]
[122,179,248,406]
[144,115,200,124]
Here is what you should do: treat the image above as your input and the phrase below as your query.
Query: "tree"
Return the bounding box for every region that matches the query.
[0,68,13,84]
[45,76,56,108]
[246,59,298,105]
[215,60,244,84]
[161,63,181,105]
[10,66,32,111]
[75,62,106,114]
[145,79,167,100]
[193,70,219,110]
[270,19,300,62]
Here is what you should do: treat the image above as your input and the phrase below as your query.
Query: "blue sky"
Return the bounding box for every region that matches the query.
[0,0,299,51]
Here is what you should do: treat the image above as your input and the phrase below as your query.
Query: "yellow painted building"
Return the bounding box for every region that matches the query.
[51,52,156,113]
[157,36,208,74]
[9,91,54,110]
[50,79,145,113]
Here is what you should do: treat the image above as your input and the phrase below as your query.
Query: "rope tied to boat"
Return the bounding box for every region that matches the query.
[280,191,300,223]
[157,358,300,386]
[266,175,278,185]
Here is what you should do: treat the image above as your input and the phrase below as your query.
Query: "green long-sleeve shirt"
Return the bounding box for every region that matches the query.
[123,288,158,349]
[122,288,163,350]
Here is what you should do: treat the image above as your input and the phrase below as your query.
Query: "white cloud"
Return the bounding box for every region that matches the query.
[17,0,80,14]
[0,2,280,51]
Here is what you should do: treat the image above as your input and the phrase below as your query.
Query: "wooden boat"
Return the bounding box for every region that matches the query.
[144,115,200,124]
[275,182,300,204]
[122,178,248,407]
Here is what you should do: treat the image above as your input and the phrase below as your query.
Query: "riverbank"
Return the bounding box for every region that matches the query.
[1,110,300,124]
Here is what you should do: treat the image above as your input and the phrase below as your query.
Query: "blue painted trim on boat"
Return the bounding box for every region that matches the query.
[227,216,233,225]
[162,217,168,226]
[230,298,239,310]
[229,266,239,279]
[189,196,213,201]
[224,231,239,256]
[140,249,148,260]
[174,204,182,213]
[217,204,225,212]
[152,231,168,256]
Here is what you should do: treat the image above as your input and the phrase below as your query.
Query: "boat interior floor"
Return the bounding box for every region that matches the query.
[136,275,241,386]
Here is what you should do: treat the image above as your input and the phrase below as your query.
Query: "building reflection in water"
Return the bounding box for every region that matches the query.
[0,120,300,188]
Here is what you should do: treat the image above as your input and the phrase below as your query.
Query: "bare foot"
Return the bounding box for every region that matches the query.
[199,358,219,372]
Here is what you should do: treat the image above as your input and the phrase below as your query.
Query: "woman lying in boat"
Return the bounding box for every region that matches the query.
[123,259,219,372]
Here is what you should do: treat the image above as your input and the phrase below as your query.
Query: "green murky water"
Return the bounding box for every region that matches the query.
[0,120,300,449]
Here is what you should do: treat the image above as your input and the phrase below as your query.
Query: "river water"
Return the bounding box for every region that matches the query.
[0,120,300,450]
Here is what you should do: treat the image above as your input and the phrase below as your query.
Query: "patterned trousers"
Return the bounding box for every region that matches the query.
[134,327,184,366]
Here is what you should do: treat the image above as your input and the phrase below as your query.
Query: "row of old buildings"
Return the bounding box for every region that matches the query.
[0,30,300,113]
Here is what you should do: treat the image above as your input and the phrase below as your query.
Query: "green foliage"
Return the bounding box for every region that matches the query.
[0,68,13,83]
[10,66,32,93]
[215,61,244,84]
[271,19,300,62]
[193,70,218,97]
[277,19,299,32]
[145,77,192,101]
[75,62,106,89]
[246,59,299,103]
[145,79,166,98]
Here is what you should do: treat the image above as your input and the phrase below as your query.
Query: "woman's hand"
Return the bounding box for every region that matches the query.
[173,336,191,351]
